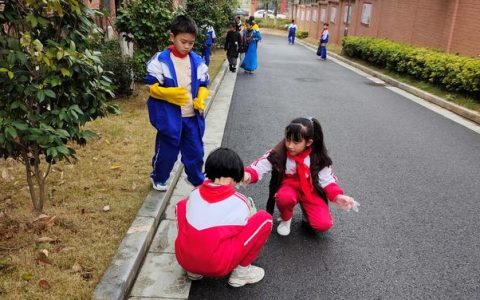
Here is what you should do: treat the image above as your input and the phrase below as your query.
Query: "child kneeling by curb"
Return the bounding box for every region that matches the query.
[175,148,273,287]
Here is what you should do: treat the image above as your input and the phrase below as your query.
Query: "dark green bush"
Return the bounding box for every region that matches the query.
[342,36,480,99]
[95,40,135,97]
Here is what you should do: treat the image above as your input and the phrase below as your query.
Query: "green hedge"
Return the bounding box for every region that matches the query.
[342,36,480,99]
[296,30,308,39]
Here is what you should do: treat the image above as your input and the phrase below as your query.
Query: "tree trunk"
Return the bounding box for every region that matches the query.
[23,149,46,214]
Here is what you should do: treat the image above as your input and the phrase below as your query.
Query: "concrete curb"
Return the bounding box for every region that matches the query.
[263,30,480,125]
[92,59,230,300]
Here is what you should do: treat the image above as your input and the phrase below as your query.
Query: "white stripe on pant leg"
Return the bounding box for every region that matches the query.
[152,141,161,175]
[243,219,273,246]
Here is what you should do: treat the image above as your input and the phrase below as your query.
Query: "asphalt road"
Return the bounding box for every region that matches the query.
[189,34,480,300]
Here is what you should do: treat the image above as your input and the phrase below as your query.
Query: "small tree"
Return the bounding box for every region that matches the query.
[0,0,117,214]
[184,0,237,52]
[115,0,174,80]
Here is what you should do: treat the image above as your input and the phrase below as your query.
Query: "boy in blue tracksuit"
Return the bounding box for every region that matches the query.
[202,25,216,66]
[287,19,297,45]
[144,15,210,191]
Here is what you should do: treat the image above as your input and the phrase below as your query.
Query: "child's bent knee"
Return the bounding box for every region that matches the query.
[310,219,333,232]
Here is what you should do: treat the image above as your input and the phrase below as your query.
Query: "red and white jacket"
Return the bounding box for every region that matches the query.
[175,181,254,277]
[245,149,344,201]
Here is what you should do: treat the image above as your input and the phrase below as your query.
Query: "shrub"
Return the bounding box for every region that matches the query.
[296,30,308,39]
[342,36,480,99]
[94,40,135,97]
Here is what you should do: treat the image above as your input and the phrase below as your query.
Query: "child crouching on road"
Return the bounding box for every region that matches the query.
[243,117,359,236]
[175,148,273,287]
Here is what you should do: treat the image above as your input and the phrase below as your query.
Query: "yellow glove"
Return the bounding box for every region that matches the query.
[149,83,189,106]
[193,86,209,112]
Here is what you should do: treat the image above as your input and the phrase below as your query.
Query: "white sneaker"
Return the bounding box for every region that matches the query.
[276,218,292,236]
[150,178,167,192]
[186,271,203,281]
[228,265,265,287]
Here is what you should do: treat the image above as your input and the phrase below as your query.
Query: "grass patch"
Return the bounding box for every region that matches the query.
[0,50,225,299]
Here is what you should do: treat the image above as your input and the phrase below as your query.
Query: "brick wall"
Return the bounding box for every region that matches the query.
[294,0,480,57]
[449,0,480,57]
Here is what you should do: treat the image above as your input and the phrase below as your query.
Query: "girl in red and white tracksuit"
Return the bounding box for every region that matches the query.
[243,117,358,236]
[175,148,272,287]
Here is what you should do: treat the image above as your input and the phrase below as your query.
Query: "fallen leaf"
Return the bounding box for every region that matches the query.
[36,250,52,266]
[1,169,8,180]
[35,236,56,244]
[53,246,73,253]
[105,139,111,145]
[21,272,33,281]
[38,279,51,290]
[41,249,49,257]
[33,214,49,222]
[102,205,111,212]
[45,216,56,231]
[72,262,82,273]
[110,165,121,170]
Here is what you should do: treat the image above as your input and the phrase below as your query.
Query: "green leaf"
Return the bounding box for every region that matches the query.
[7,71,14,79]
[56,129,70,138]
[46,147,58,158]
[36,90,45,102]
[44,89,56,98]
[26,14,38,28]
[56,145,69,155]
[5,127,17,139]
[12,121,28,130]
[60,68,71,77]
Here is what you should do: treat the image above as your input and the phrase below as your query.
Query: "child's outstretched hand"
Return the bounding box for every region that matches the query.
[333,195,360,212]
[241,172,251,186]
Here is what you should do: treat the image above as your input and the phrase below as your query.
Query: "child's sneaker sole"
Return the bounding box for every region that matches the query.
[150,178,167,192]
[186,272,203,281]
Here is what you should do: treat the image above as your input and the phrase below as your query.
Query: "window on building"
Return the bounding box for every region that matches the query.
[312,9,318,22]
[320,8,326,22]
[330,7,337,24]
[306,9,311,21]
[361,3,372,25]
[343,5,352,24]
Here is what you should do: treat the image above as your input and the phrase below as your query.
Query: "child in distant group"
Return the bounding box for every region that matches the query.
[240,20,262,74]
[317,23,329,60]
[224,22,242,72]
[243,117,358,236]
[202,24,216,66]
[145,15,210,191]
[287,19,297,45]
[175,148,273,287]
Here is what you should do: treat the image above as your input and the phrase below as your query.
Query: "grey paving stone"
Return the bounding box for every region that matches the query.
[129,253,190,299]
[150,220,177,254]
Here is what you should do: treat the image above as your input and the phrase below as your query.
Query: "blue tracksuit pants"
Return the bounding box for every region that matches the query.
[151,116,205,186]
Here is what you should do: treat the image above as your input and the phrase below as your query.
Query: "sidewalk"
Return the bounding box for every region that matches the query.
[93,60,238,299]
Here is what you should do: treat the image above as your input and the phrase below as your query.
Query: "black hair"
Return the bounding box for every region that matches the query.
[285,117,332,168]
[204,147,245,183]
[227,21,235,29]
[170,15,198,37]
[291,19,295,23]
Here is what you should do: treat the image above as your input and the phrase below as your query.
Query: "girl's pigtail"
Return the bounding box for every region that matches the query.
[311,118,332,168]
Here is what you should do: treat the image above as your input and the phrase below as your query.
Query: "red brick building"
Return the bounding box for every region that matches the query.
[293,0,480,57]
